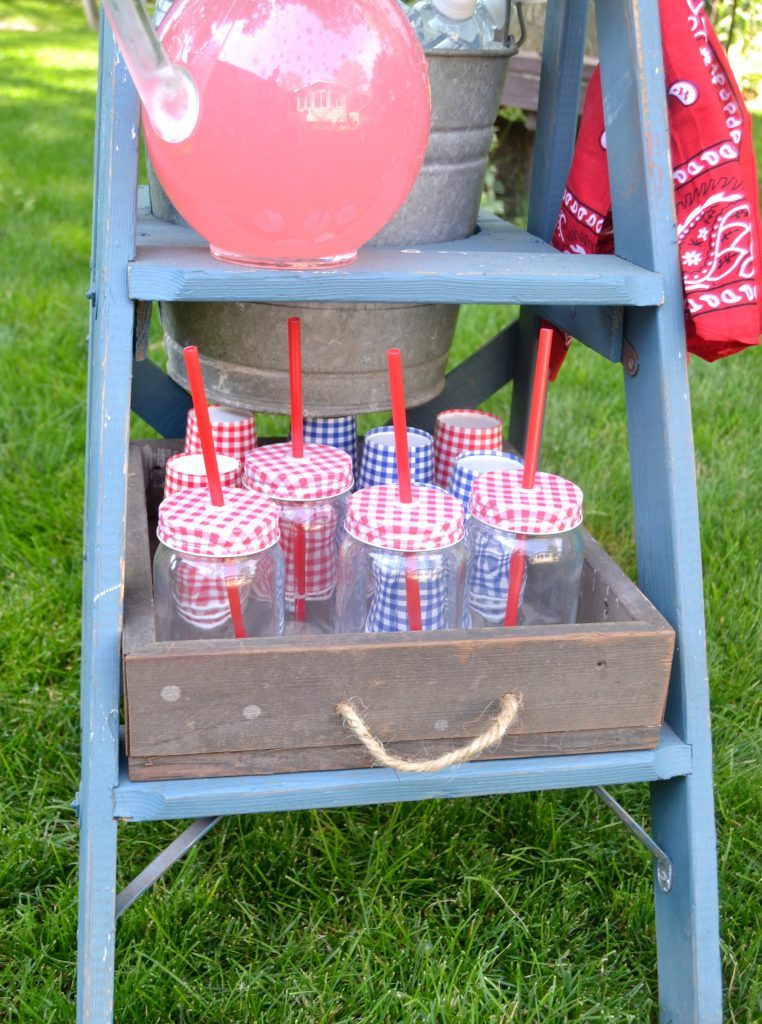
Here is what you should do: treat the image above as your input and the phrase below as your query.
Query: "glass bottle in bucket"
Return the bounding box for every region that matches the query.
[408,0,497,50]
[100,0,431,268]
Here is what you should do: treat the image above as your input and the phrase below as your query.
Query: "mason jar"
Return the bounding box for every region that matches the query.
[337,483,466,633]
[467,469,584,627]
[243,442,353,634]
[153,486,284,641]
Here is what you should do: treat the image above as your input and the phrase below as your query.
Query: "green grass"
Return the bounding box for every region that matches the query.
[1,1,761,1020]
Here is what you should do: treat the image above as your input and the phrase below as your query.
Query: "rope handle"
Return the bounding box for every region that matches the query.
[335,693,522,773]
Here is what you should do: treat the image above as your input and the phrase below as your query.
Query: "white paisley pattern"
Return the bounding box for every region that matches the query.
[675,0,757,320]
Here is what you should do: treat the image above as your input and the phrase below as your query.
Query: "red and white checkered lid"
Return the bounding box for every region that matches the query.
[164,452,242,498]
[157,487,280,557]
[469,469,583,535]
[345,483,465,552]
[184,406,257,461]
[243,443,353,502]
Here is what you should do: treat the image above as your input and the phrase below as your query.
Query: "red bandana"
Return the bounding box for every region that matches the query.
[551,0,762,364]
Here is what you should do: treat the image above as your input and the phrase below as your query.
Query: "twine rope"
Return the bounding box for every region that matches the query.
[335,693,521,773]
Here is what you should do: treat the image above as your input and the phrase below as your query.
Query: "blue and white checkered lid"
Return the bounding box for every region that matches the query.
[345,483,465,552]
[243,442,353,502]
[470,470,583,535]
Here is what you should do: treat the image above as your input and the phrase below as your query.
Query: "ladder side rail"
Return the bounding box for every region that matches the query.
[594,1,722,1020]
[509,0,590,452]
[77,19,141,1024]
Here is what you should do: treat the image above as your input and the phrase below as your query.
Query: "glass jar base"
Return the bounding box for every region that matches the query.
[210,247,358,270]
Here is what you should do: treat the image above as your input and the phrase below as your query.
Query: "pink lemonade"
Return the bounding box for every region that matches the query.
[144,0,432,268]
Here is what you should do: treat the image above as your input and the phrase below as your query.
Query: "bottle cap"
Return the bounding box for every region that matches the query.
[449,450,523,513]
[346,483,465,552]
[470,470,583,535]
[243,442,353,502]
[164,452,241,498]
[434,408,503,488]
[157,487,280,557]
[433,0,477,20]
[185,405,257,461]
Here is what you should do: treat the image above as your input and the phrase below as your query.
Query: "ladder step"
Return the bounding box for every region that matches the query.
[114,725,691,824]
[130,195,664,308]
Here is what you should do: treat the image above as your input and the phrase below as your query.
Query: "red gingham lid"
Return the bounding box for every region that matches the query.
[185,406,257,461]
[469,469,583,535]
[157,487,280,557]
[164,452,242,498]
[433,408,503,488]
[243,443,353,502]
[345,483,465,552]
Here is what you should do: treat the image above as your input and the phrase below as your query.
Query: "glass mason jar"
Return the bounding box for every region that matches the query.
[243,442,354,635]
[466,469,585,627]
[153,486,284,641]
[337,483,466,633]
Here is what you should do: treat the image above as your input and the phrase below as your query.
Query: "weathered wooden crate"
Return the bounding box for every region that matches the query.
[123,441,675,782]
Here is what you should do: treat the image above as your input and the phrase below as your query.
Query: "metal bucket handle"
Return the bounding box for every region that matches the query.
[504,1,527,58]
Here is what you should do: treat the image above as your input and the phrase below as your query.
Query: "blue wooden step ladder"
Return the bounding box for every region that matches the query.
[77,0,722,1019]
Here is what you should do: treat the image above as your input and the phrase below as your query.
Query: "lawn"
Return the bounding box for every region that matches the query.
[0,1,760,1020]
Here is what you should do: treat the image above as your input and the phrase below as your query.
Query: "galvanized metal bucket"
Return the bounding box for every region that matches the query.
[154,43,516,414]
[373,49,513,245]
[163,301,460,416]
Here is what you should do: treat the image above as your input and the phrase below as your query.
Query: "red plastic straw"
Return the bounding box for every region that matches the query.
[222,579,247,639]
[182,346,247,638]
[289,317,304,459]
[386,349,422,631]
[183,346,224,507]
[387,349,413,505]
[294,528,307,623]
[287,318,307,620]
[503,550,525,628]
[503,325,554,627]
[521,325,554,490]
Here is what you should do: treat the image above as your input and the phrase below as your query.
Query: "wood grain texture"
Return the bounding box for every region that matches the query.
[531,304,625,364]
[124,626,672,759]
[501,50,598,114]
[124,442,674,779]
[78,19,141,1024]
[527,0,591,245]
[127,726,662,780]
[596,0,723,1019]
[129,196,663,307]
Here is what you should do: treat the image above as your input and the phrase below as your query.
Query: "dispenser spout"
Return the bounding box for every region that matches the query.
[101,0,199,143]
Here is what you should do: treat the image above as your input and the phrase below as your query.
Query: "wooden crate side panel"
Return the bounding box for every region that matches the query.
[127,724,661,781]
[124,625,673,758]
[124,446,155,653]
